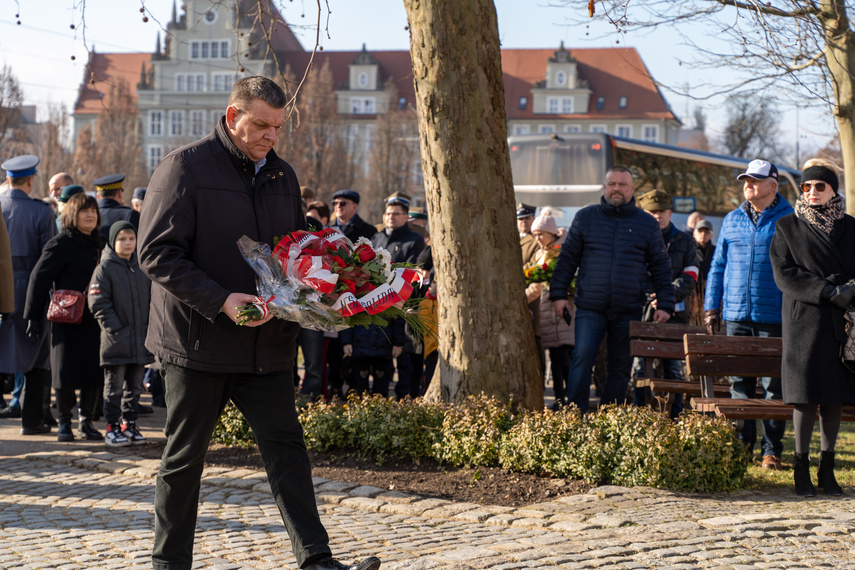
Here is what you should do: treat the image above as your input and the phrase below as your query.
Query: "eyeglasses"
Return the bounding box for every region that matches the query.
[801,182,830,193]
[332,200,350,207]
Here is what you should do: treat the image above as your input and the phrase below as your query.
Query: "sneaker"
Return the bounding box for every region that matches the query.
[105,423,130,447]
[121,421,146,444]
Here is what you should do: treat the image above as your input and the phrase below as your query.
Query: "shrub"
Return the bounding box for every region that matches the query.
[212,402,255,447]
[434,394,518,467]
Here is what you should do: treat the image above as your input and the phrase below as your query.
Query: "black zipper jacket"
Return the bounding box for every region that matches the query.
[138,117,306,373]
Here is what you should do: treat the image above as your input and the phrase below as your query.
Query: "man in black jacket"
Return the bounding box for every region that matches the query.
[94,174,140,243]
[330,189,376,242]
[138,77,380,570]
[550,166,675,413]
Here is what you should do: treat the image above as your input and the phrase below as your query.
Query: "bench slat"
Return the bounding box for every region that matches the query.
[684,334,781,357]
[630,339,687,360]
[690,398,855,421]
[630,321,706,341]
[686,355,780,378]
[635,379,732,397]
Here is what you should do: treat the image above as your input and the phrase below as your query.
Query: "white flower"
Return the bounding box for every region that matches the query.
[353,236,373,250]
[375,248,393,282]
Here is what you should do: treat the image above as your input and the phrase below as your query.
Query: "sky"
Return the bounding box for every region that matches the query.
[0,0,837,166]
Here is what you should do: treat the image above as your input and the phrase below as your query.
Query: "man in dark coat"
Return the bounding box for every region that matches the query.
[137,77,380,570]
[330,189,376,242]
[550,166,675,413]
[94,174,140,243]
[693,219,716,282]
[633,189,700,418]
[0,155,55,433]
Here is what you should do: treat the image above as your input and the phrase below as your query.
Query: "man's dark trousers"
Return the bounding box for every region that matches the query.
[152,363,331,570]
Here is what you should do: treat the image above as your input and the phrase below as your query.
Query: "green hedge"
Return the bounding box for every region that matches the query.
[213,393,748,493]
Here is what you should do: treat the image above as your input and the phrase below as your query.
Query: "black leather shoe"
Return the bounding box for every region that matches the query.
[0,407,21,418]
[77,420,104,441]
[21,425,51,435]
[57,422,74,442]
[303,557,381,570]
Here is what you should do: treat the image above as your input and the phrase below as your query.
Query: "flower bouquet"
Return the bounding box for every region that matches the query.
[236,228,426,333]
[524,244,561,286]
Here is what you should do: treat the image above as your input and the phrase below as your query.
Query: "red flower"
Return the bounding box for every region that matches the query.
[341,278,356,294]
[354,243,376,263]
[355,282,376,296]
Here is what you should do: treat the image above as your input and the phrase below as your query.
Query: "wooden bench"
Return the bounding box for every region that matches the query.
[685,334,855,421]
[629,321,717,412]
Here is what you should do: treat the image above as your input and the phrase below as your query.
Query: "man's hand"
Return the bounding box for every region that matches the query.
[392,345,403,358]
[552,299,569,319]
[343,344,353,357]
[26,319,43,338]
[222,292,274,327]
[652,309,670,323]
[704,309,721,335]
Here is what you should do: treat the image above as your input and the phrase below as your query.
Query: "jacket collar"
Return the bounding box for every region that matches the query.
[101,244,138,268]
[385,223,412,240]
[599,195,637,217]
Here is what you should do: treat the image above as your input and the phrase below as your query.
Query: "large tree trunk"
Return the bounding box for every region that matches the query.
[403,0,542,409]
[820,1,855,213]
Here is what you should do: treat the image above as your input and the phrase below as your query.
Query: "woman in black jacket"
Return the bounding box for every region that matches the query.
[771,159,855,497]
[24,193,103,442]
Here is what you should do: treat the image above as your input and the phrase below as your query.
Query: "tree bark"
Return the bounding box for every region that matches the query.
[403,0,542,409]
[819,0,855,213]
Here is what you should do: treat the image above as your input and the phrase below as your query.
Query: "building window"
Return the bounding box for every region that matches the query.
[190,110,206,136]
[358,72,368,88]
[562,98,573,114]
[149,111,163,136]
[518,96,528,110]
[617,125,632,138]
[350,97,376,115]
[212,73,236,92]
[596,97,606,110]
[513,124,530,135]
[190,40,230,59]
[175,73,205,92]
[539,125,556,134]
[148,145,163,175]
[346,124,360,152]
[203,9,218,24]
[619,96,628,109]
[590,125,606,134]
[398,97,407,110]
[547,97,559,114]
[555,71,566,87]
[564,124,581,133]
[547,97,573,114]
[170,111,184,136]
[643,125,659,142]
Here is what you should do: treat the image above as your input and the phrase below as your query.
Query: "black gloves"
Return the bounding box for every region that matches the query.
[26,319,43,338]
[704,309,721,335]
[823,282,855,310]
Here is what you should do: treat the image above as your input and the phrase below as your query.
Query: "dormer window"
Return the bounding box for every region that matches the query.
[555,71,566,87]
[619,96,628,109]
[358,72,368,88]
[596,96,605,110]
[518,96,528,110]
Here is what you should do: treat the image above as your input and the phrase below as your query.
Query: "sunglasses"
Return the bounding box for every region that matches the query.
[332,200,350,207]
[801,182,831,193]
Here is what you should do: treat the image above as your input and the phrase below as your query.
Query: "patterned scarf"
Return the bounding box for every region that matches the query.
[794,192,844,235]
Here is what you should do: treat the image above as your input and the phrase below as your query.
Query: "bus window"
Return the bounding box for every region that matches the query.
[509,136,608,186]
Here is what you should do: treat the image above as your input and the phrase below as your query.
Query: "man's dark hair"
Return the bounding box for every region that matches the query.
[307,200,331,221]
[99,188,121,199]
[387,200,410,213]
[8,175,34,188]
[229,76,287,111]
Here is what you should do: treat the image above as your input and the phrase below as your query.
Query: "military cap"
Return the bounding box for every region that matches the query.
[1,154,39,178]
[332,189,360,204]
[409,206,428,221]
[516,203,536,219]
[133,187,146,201]
[386,191,411,207]
[93,174,126,192]
[58,184,85,203]
[637,189,673,211]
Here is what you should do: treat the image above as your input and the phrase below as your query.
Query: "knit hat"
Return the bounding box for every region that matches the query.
[801,164,839,194]
[531,207,558,236]
[108,220,136,251]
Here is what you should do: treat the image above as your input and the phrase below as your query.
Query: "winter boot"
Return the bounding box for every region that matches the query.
[77,419,104,441]
[793,453,816,497]
[817,450,844,496]
[57,421,74,442]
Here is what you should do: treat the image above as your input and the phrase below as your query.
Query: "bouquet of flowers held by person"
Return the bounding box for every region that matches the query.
[236,228,428,333]
[524,244,561,286]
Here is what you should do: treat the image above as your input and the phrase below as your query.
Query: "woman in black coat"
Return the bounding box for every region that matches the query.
[771,160,855,497]
[24,193,103,442]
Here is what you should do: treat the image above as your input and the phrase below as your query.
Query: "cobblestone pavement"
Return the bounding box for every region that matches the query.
[1,450,854,570]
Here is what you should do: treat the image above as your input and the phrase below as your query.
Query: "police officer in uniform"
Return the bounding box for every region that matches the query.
[0,155,56,434]
[94,174,140,242]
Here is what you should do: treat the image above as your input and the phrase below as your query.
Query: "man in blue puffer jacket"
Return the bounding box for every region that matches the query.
[550,166,675,413]
[704,159,793,471]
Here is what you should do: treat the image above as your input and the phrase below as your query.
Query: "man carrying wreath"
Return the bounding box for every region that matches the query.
[138,76,380,570]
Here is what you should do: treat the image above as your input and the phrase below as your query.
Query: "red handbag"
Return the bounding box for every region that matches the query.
[46,289,86,325]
